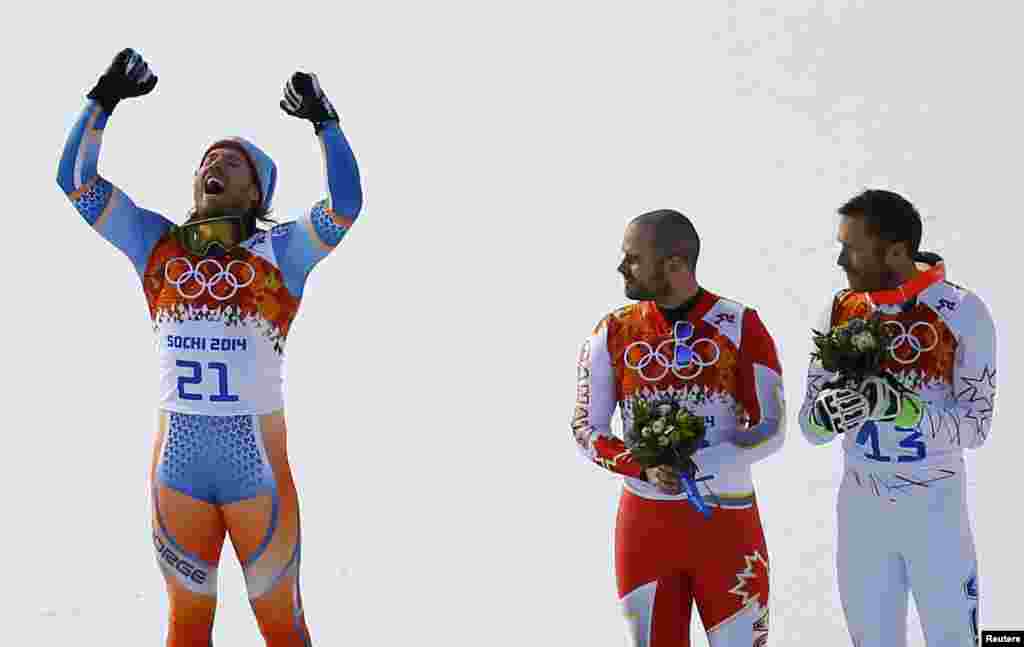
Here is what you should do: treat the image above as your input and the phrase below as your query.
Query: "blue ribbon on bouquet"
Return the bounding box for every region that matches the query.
[675,469,714,519]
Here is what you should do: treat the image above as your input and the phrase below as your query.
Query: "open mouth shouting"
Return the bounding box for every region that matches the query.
[203,175,226,196]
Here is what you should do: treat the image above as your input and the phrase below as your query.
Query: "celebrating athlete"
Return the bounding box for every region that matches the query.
[572,210,785,647]
[57,48,363,646]
[799,190,995,646]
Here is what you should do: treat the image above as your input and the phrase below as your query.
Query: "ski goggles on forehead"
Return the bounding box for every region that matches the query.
[178,216,247,256]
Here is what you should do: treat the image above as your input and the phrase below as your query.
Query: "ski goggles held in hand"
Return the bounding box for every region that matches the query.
[177,215,250,256]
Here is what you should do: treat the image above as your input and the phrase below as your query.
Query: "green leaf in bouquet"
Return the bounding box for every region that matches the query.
[665,425,685,445]
[810,313,899,379]
[666,426,680,445]
[633,415,650,435]
[676,410,705,438]
[633,397,651,419]
[629,445,663,469]
[626,396,709,473]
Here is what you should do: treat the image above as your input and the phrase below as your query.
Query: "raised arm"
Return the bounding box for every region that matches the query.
[691,309,786,477]
[56,49,173,278]
[571,319,647,479]
[271,72,363,299]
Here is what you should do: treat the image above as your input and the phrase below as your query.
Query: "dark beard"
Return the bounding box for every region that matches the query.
[625,283,656,300]
[878,269,903,290]
[850,244,906,292]
[625,270,670,301]
[847,266,902,292]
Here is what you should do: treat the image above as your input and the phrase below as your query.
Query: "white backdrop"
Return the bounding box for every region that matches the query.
[4,1,1020,644]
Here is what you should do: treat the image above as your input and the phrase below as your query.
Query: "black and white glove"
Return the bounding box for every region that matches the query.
[812,387,871,435]
[86,48,157,114]
[859,375,901,422]
[279,72,338,133]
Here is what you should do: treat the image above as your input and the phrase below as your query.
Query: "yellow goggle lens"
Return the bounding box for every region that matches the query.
[180,218,244,256]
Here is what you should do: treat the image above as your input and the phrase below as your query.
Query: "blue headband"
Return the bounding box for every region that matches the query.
[203,137,277,212]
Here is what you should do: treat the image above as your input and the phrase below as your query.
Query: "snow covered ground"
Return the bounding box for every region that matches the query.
[6,1,1021,644]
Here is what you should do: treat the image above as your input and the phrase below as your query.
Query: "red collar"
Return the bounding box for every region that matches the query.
[865,262,945,305]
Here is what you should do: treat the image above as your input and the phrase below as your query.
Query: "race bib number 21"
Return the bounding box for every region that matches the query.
[176,360,239,402]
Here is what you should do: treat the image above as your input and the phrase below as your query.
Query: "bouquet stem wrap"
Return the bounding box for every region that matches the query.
[678,471,713,519]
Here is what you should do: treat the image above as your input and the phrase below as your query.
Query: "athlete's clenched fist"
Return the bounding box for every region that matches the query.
[279,72,338,133]
[87,48,158,114]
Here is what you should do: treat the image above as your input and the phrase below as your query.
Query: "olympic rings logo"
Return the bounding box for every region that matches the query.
[164,257,256,301]
[883,320,939,365]
[624,321,720,382]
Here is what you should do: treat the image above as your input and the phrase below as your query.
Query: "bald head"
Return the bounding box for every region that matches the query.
[630,209,700,272]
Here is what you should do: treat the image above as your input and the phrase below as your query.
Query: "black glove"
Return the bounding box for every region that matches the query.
[87,48,158,114]
[812,387,870,435]
[279,72,338,133]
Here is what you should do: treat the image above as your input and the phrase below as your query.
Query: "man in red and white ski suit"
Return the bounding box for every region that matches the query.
[572,210,785,647]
